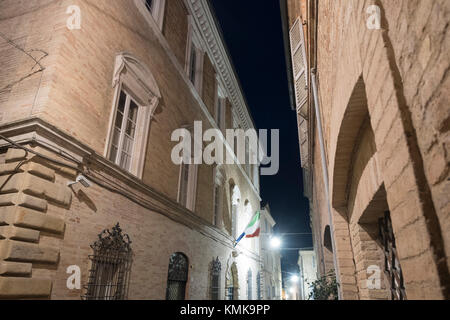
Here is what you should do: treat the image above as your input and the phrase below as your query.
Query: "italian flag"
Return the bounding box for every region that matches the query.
[234,211,261,246]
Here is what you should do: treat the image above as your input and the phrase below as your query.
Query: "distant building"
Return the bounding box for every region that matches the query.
[259,204,282,300]
[298,250,317,300]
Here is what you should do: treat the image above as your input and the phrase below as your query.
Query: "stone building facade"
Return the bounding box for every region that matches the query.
[0,0,263,300]
[259,204,282,300]
[282,0,450,299]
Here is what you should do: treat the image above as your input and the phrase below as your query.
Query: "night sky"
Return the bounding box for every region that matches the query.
[209,0,313,280]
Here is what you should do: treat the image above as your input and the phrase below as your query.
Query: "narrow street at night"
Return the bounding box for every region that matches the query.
[0,0,449,314]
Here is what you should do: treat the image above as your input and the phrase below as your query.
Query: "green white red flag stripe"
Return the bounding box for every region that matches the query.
[234,211,261,246]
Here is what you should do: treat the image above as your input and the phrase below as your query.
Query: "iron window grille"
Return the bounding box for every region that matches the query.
[83,223,132,300]
[166,253,189,300]
[256,272,262,300]
[379,211,407,300]
[210,257,221,300]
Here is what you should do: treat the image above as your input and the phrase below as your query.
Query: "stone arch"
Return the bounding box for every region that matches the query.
[323,225,333,253]
[331,76,370,212]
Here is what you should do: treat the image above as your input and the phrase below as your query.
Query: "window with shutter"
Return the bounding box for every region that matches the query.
[289,18,308,119]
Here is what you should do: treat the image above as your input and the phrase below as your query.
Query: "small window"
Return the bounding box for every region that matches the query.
[166,253,189,300]
[109,90,140,172]
[177,132,198,211]
[247,269,253,300]
[186,20,204,92]
[136,0,166,30]
[145,0,154,11]
[215,84,226,131]
[179,163,191,207]
[256,272,262,300]
[210,257,221,300]
[213,185,221,226]
[107,53,161,178]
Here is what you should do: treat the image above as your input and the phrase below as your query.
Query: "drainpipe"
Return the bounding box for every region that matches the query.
[311,69,342,300]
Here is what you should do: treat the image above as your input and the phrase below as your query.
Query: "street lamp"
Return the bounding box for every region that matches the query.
[270,236,281,249]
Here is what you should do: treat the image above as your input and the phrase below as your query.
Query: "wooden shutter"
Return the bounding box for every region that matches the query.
[289,18,308,119]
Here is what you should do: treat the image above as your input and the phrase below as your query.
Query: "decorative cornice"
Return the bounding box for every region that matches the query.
[186,0,255,131]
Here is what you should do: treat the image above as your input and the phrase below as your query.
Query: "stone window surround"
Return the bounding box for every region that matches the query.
[185,16,205,94]
[104,53,161,179]
[213,165,224,228]
[134,0,166,31]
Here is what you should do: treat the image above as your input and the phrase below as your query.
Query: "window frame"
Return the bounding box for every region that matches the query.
[176,128,198,211]
[213,166,224,227]
[105,53,161,179]
[215,81,226,131]
[135,0,166,31]
[185,17,204,93]
[108,88,142,173]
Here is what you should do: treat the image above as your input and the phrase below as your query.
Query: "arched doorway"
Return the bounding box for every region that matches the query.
[166,252,189,300]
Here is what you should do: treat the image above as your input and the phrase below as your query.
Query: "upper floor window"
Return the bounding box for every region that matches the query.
[213,166,224,227]
[135,0,166,30]
[215,83,226,131]
[186,19,204,92]
[109,90,140,172]
[247,269,253,300]
[166,253,189,300]
[210,257,221,300]
[106,53,161,178]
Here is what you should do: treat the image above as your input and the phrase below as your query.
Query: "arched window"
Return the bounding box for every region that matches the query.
[83,223,132,300]
[166,253,189,300]
[247,269,253,300]
[210,257,221,300]
[324,225,333,252]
